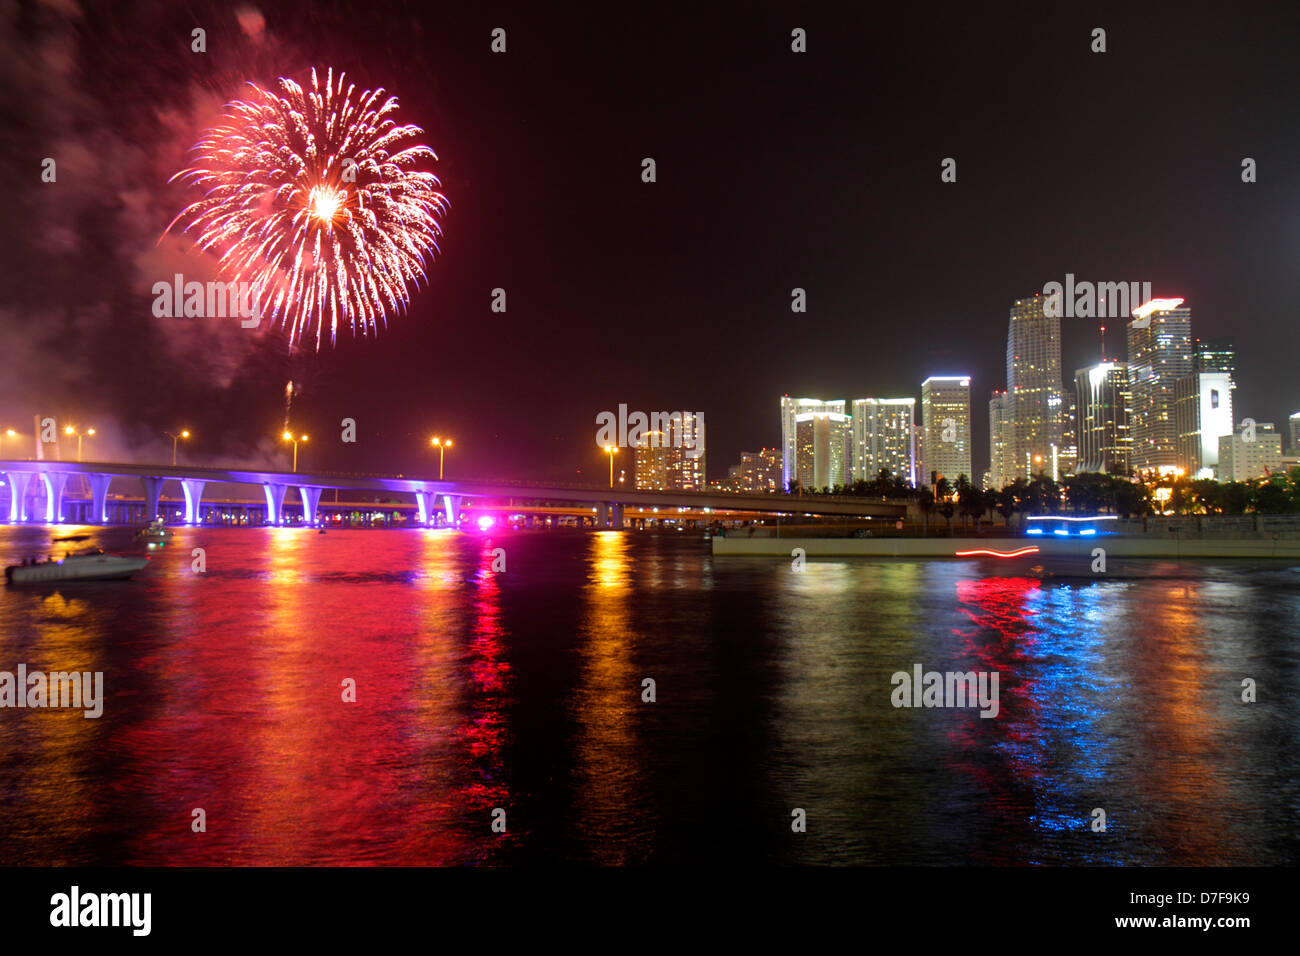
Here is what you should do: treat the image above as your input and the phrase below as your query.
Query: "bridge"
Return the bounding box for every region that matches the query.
[0,459,908,528]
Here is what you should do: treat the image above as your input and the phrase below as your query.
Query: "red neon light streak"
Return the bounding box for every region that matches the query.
[954,547,1040,558]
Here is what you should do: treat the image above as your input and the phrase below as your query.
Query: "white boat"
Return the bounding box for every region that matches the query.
[135,519,171,542]
[5,549,150,584]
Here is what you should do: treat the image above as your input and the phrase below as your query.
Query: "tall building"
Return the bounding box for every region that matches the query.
[1218,422,1283,482]
[1174,372,1234,477]
[1291,412,1300,454]
[1005,294,1066,481]
[633,413,706,490]
[1127,297,1192,472]
[987,390,1013,489]
[780,397,844,492]
[793,412,851,491]
[1074,361,1131,474]
[729,448,783,494]
[920,376,972,485]
[851,397,916,485]
[1193,337,1236,375]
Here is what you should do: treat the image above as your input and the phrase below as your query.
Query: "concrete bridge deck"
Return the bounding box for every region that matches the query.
[0,459,908,527]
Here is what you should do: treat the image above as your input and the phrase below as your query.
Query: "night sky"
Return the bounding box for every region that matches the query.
[2,1,1297,482]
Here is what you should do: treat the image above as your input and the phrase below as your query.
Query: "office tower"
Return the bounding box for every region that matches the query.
[988,390,1013,489]
[1194,337,1236,375]
[729,448,783,494]
[920,376,972,485]
[1005,294,1066,480]
[1218,423,1283,482]
[1074,362,1131,474]
[1127,298,1192,472]
[851,397,916,485]
[1174,371,1234,477]
[780,396,845,492]
[793,412,851,491]
[633,412,705,490]
[1291,412,1300,454]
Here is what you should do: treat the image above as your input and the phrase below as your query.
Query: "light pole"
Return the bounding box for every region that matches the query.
[64,425,95,462]
[1,428,15,459]
[282,431,308,473]
[604,445,618,488]
[166,429,191,466]
[431,437,453,479]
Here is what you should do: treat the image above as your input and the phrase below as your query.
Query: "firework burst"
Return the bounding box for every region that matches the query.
[166,67,447,350]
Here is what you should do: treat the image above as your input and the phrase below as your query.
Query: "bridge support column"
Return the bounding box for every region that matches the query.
[4,472,33,522]
[140,476,164,521]
[263,483,288,526]
[611,503,625,529]
[442,495,463,529]
[596,501,609,528]
[415,490,438,527]
[299,486,322,526]
[180,480,206,525]
[87,474,112,524]
[41,472,68,523]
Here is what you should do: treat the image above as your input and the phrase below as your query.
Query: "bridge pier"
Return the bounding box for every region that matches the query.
[299,486,322,526]
[263,483,288,526]
[140,476,164,521]
[611,503,625,529]
[442,494,463,529]
[181,479,206,525]
[415,489,438,527]
[41,472,68,523]
[86,474,111,524]
[3,471,33,522]
[595,501,609,528]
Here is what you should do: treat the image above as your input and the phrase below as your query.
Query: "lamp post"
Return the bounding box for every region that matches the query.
[604,445,618,488]
[0,428,15,459]
[431,437,452,480]
[166,429,191,466]
[64,425,95,462]
[282,431,308,473]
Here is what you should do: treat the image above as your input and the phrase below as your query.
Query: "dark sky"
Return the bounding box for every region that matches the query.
[2,0,1297,482]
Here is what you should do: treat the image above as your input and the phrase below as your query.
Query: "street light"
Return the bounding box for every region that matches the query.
[0,428,15,459]
[604,445,618,488]
[282,431,308,473]
[64,425,95,462]
[165,429,191,466]
[431,436,453,479]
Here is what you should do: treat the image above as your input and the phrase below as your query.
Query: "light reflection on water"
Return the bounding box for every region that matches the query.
[0,527,1296,865]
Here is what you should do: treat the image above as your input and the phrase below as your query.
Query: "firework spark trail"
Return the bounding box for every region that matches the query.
[165,67,448,351]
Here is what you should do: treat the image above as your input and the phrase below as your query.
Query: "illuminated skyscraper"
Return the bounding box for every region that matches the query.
[1175,372,1234,477]
[727,448,783,494]
[851,397,916,485]
[1074,361,1131,474]
[1219,422,1283,482]
[920,376,971,484]
[780,396,844,492]
[1005,294,1066,480]
[987,390,1013,489]
[1127,298,1192,471]
[634,412,706,490]
[793,411,851,491]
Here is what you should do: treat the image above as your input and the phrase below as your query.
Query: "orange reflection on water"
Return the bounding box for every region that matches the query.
[573,533,647,864]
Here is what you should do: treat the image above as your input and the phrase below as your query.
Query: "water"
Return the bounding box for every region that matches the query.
[0,526,1297,865]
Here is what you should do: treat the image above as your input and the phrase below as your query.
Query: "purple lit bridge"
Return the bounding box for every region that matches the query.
[0,460,907,529]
